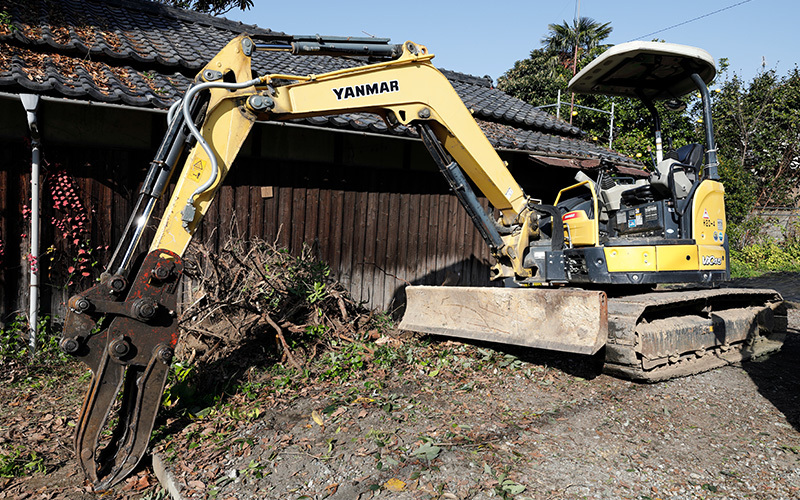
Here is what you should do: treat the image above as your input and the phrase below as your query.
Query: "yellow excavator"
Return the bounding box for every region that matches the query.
[60,35,786,488]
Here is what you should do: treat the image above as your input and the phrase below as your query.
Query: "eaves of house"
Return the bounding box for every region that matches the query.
[0,0,641,170]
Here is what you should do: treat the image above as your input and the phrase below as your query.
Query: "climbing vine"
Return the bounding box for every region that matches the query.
[43,168,106,289]
[16,165,105,288]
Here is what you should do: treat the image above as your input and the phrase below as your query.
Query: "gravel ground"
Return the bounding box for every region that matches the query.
[1,275,797,500]
[151,275,800,500]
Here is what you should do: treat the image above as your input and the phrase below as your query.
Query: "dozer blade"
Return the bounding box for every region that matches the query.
[400,286,608,355]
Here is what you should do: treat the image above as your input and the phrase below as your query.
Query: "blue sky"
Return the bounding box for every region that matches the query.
[226,0,796,85]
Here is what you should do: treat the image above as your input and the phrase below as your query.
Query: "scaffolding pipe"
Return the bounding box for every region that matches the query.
[20,93,40,356]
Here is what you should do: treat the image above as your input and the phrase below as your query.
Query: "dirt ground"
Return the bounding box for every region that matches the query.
[1,274,799,500]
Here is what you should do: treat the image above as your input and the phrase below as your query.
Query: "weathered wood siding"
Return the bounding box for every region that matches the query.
[187,182,494,313]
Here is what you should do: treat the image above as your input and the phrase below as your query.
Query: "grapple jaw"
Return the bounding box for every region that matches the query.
[61,249,183,490]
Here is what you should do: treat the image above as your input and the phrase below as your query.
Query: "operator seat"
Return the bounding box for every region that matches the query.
[621,143,704,206]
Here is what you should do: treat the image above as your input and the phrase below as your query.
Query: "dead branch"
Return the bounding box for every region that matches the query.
[260,310,301,370]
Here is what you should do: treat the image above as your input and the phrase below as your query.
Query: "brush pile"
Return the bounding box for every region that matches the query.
[177,238,379,369]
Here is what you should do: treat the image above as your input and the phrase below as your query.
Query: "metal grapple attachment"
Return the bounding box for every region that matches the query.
[61,250,183,490]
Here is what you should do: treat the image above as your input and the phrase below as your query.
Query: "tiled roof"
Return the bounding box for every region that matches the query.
[0,0,636,164]
[302,113,634,165]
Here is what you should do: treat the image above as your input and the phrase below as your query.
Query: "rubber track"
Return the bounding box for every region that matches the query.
[603,288,787,382]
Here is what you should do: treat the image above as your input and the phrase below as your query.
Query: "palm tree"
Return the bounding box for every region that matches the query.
[542,17,613,74]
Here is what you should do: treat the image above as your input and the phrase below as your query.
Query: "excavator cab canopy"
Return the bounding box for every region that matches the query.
[567,41,716,100]
[568,41,719,178]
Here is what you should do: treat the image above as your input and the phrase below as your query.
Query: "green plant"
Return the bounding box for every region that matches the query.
[287,257,331,305]
[373,344,401,367]
[0,446,46,478]
[306,281,327,304]
[320,342,372,380]
[0,314,65,364]
[0,10,15,33]
[162,361,197,409]
[368,311,394,334]
[303,323,328,338]
[729,240,800,277]
[141,486,169,500]
[484,464,527,499]
[239,459,267,479]
[410,439,441,461]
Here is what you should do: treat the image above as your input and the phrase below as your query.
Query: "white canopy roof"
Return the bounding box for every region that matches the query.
[568,41,716,100]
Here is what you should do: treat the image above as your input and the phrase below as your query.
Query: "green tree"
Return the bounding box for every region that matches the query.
[711,66,800,246]
[155,0,253,15]
[497,48,571,108]
[713,68,800,209]
[542,17,613,74]
[585,93,702,162]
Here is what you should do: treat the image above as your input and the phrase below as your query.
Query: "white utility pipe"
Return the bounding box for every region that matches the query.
[20,93,40,355]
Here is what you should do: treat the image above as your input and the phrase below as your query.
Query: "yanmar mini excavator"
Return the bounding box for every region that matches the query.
[60,35,786,488]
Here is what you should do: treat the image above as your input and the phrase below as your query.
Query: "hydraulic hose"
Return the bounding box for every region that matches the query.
[180,77,263,224]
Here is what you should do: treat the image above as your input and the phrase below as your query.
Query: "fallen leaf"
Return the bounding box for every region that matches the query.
[312,410,324,427]
[384,478,406,492]
[411,442,441,460]
[134,475,152,491]
[187,480,205,490]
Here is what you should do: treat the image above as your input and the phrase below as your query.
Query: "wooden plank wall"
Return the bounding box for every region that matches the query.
[194,155,496,314]
[193,183,494,314]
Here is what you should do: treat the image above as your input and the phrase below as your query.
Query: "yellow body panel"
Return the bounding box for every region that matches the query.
[655,245,699,271]
[605,244,725,273]
[605,246,657,272]
[605,245,707,272]
[150,36,258,255]
[698,245,727,270]
[692,180,726,246]
[555,180,599,247]
[562,210,597,247]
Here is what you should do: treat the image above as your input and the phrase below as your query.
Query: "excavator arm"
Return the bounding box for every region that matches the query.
[61,34,544,489]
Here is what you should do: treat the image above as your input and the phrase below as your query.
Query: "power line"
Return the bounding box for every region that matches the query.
[631,0,754,41]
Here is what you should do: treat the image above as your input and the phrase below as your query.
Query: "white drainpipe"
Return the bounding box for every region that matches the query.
[20,93,40,355]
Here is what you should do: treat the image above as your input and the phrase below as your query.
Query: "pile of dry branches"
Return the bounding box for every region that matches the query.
[177,237,375,369]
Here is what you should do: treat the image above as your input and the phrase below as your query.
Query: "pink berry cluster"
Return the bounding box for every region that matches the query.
[27,253,38,274]
[49,170,89,245]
